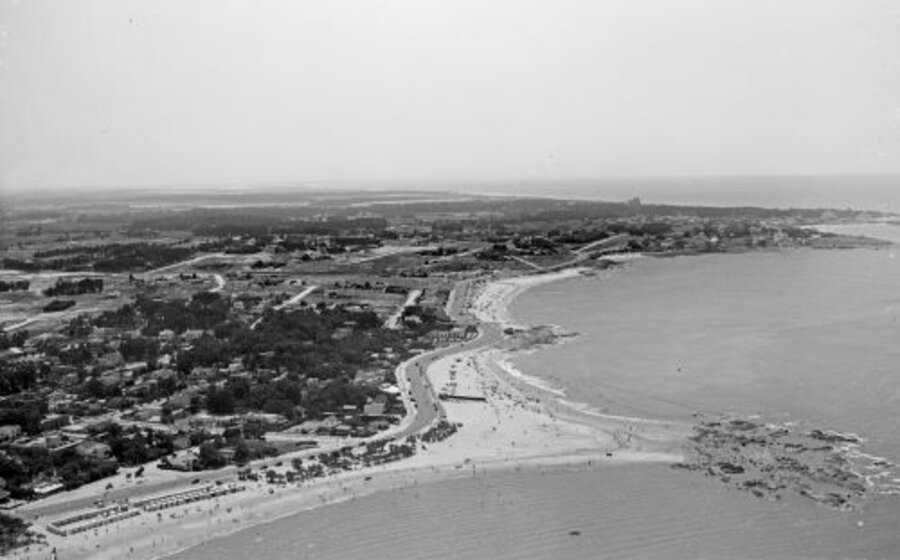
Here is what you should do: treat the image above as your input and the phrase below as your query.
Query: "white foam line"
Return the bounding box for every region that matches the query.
[493,356,567,397]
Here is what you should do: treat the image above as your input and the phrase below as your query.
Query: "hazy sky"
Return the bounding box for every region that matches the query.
[1,0,900,192]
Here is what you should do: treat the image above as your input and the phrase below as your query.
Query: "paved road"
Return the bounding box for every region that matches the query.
[392,275,500,438]
[20,467,239,520]
[144,253,227,275]
[209,273,226,293]
[20,276,497,520]
[250,284,319,329]
[384,289,423,329]
[392,323,502,440]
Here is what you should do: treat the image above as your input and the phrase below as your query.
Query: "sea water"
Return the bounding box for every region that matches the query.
[511,235,900,458]
[172,231,900,559]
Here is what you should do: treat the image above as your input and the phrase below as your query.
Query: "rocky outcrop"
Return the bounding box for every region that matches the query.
[673,414,898,511]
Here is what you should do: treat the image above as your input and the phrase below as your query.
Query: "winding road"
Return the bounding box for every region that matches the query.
[19,276,496,521]
[391,322,502,439]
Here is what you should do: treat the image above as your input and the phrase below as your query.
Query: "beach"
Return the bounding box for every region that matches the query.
[18,242,900,560]
[12,266,684,560]
[469,269,587,328]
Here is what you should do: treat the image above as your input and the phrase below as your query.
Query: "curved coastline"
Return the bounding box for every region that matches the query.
[154,267,685,559]
[22,268,685,560]
[500,251,900,512]
[470,267,690,442]
[17,246,900,560]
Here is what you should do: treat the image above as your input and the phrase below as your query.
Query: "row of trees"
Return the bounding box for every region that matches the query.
[204,374,379,419]
[137,291,230,335]
[42,299,76,312]
[0,445,118,498]
[0,330,28,351]
[8,242,193,272]
[0,280,29,292]
[0,512,38,554]
[101,423,179,466]
[43,277,103,297]
[0,361,38,395]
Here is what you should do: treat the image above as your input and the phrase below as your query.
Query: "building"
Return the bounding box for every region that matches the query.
[40,414,70,432]
[75,440,112,460]
[0,425,22,442]
[363,402,386,416]
[166,452,198,472]
[32,481,64,497]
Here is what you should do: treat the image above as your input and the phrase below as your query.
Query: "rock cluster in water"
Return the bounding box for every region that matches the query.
[501,325,578,352]
[674,414,899,511]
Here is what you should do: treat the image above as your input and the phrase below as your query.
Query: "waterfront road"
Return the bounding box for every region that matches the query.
[20,276,503,520]
[392,322,502,440]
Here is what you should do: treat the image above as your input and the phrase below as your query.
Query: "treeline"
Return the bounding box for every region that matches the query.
[0,397,46,435]
[0,330,28,351]
[0,512,37,554]
[0,444,118,498]
[94,303,142,330]
[235,306,387,373]
[172,304,392,378]
[5,243,193,272]
[204,372,380,420]
[92,291,232,337]
[194,217,388,237]
[171,305,405,418]
[43,277,103,297]
[42,300,76,313]
[101,423,178,466]
[0,280,29,292]
[130,208,388,237]
[0,360,38,395]
[136,291,230,335]
[72,291,427,421]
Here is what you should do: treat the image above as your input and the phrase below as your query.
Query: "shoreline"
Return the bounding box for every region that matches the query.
[14,265,685,560]
[469,268,589,328]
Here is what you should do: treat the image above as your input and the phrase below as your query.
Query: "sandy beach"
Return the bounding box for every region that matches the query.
[469,269,587,328]
[11,268,685,560]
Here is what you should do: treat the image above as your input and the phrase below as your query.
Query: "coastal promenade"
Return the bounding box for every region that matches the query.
[12,267,691,560]
[18,276,493,522]
[392,322,502,439]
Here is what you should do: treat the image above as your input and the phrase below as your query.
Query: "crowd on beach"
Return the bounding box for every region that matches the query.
[9,270,685,560]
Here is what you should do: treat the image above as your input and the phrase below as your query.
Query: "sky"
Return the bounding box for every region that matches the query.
[1,0,900,193]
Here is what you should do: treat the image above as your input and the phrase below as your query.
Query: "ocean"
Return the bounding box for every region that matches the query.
[512,227,900,457]
[170,225,900,560]
[469,175,900,213]
[167,463,900,560]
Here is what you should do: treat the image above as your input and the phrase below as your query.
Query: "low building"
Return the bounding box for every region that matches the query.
[40,414,70,432]
[76,440,112,460]
[11,432,80,456]
[166,452,198,472]
[32,481,64,497]
[363,402,386,416]
[167,392,192,411]
[0,425,22,442]
[332,424,353,436]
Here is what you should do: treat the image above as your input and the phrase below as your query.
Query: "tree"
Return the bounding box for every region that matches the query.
[206,387,235,415]
[198,442,226,469]
[0,512,33,553]
[233,441,251,465]
[189,395,203,415]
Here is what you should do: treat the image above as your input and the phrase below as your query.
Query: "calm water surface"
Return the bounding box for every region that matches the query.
[174,230,900,560]
[513,244,900,457]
